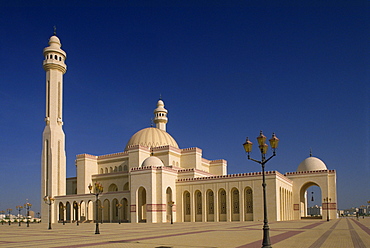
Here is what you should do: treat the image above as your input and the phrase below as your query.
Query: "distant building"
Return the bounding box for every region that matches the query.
[40,34,338,224]
[307,205,322,216]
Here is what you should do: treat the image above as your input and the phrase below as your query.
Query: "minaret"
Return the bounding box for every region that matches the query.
[41,33,67,223]
[153,99,168,131]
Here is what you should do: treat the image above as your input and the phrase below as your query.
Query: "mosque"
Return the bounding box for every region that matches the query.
[40,34,337,224]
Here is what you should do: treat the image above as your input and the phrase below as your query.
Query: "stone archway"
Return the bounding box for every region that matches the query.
[218,189,227,222]
[65,202,71,221]
[183,191,191,222]
[299,182,322,218]
[121,198,129,222]
[166,187,173,223]
[245,187,253,221]
[206,190,214,222]
[195,190,202,222]
[231,188,240,221]
[138,187,147,222]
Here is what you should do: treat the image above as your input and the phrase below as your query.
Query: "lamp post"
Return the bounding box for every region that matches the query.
[16,206,23,226]
[7,208,12,225]
[168,201,175,224]
[243,131,279,248]
[43,196,55,229]
[88,182,103,234]
[24,201,32,227]
[116,203,122,224]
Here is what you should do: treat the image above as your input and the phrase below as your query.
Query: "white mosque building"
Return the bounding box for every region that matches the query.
[41,34,337,224]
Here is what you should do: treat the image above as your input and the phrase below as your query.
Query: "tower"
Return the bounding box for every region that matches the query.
[41,34,67,222]
[153,99,168,131]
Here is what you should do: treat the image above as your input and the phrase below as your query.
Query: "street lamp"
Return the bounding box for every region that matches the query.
[168,201,175,224]
[243,131,279,248]
[88,182,103,234]
[43,196,55,229]
[7,208,12,225]
[16,206,23,226]
[323,197,331,221]
[24,201,32,227]
[116,203,122,224]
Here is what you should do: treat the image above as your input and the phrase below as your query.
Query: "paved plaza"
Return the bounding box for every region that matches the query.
[0,218,369,248]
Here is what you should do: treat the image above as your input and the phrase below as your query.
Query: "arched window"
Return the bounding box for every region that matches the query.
[123,182,129,190]
[100,168,103,174]
[118,165,122,171]
[55,55,57,60]
[114,166,117,172]
[232,188,239,214]
[245,187,253,213]
[105,168,108,173]
[108,184,118,192]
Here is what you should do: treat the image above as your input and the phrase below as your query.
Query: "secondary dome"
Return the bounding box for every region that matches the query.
[124,127,179,151]
[141,156,164,167]
[297,156,327,172]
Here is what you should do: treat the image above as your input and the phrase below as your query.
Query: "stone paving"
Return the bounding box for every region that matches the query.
[0,217,369,247]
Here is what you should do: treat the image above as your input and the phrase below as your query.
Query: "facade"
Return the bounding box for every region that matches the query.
[41,35,338,224]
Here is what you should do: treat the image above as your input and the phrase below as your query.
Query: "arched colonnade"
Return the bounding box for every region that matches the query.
[58,197,130,223]
[182,186,254,222]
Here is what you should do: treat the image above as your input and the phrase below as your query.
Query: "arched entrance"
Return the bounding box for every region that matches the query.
[87,200,93,221]
[65,202,71,222]
[218,189,227,221]
[73,201,79,222]
[231,188,240,221]
[300,182,322,219]
[80,201,86,221]
[166,187,173,223]
[138,187,147,222]
[121,198,129,222]
[183,191,191,222]
[195,190,202,222]
[245,187,253,221]
[112,198,119,222]
[206,190,214,222]
[103,199,110,223]
[58,202,64,222]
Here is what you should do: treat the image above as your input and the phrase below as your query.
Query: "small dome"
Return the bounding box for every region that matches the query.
[49,35,61,48]
[154,100,167,113]
[124,127,179,151]
[297,156,327,172]
[141,156,164,167]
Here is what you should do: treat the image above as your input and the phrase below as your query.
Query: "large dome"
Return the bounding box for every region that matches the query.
[297,156,327,172]
[124,127,179,151]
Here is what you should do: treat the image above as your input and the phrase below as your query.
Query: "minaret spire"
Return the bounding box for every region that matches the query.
[41,34,67,224]
[153,99,168,131]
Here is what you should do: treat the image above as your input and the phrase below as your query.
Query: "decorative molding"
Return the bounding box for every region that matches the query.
[130,205,136,212]
[147,204,166,212]
[285,169,336,176]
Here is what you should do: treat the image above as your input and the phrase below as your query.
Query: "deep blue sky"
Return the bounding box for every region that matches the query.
[1,1,368,213]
